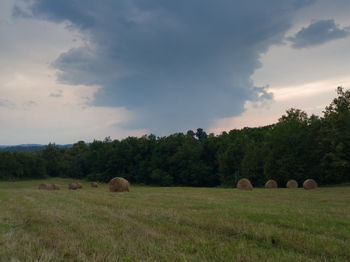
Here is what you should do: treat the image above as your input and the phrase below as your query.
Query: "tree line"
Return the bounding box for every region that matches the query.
[1,87,349,187]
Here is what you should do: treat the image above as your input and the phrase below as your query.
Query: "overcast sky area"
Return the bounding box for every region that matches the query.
[1,0,350,144]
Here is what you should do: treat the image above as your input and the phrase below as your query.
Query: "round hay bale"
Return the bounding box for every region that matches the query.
[76,183,83,189]
[38,183,50,190]
[46,184,55,190]
[236,178,253,190]
[52,184,60,190]
[68,183,78,190]
[91,182,98,188]
[109,177,130,192]
[265,179,278,189]
[303,179,318,190]
[286,180,298,188]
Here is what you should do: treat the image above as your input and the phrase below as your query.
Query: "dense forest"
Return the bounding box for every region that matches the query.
[1,87,349,187]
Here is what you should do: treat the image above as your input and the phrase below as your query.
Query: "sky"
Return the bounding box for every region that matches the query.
[0,0,350,144]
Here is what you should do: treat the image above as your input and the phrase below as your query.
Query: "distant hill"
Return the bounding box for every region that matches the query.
[0,144,72,153]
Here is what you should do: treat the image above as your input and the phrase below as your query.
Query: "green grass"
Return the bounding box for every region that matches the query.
[0,179,349,261]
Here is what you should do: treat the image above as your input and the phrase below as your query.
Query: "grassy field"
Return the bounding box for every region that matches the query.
[0,179,349,261]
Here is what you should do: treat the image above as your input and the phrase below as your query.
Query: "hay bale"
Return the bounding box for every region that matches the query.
[265,179,278,188]
[68,183,78,190]
[46,184,55,190]
[91,182,98,188]
[76,183,83,189]
[303,179,318,190]
[109,177,130,192]
[286,180,298,188]
[38,183,50,190]
[39,184,58,190]
[236,178,253,190]
[52,184,60,190]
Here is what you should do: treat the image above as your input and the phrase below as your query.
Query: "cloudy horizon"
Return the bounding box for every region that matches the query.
[1,0,350,145]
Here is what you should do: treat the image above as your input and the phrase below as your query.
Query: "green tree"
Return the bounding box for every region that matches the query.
[41,143,63,177]
[319,87,350,183]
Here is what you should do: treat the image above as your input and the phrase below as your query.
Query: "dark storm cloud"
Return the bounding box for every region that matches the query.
[289,19,349,48]
[14,0,314,133]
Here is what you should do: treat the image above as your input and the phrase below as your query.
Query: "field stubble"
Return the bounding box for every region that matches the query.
[0,178,349,261]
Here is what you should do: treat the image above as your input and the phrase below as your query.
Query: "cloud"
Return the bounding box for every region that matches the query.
[49,89,63,98]
[288,19,349,48]
[14,0,315,134]
[211,75,350,134]
[0,98,15,109]
[23,100,37,108]
[0,2,144,145]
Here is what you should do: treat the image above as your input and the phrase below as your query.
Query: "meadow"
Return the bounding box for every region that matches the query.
[0,178,349,261]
